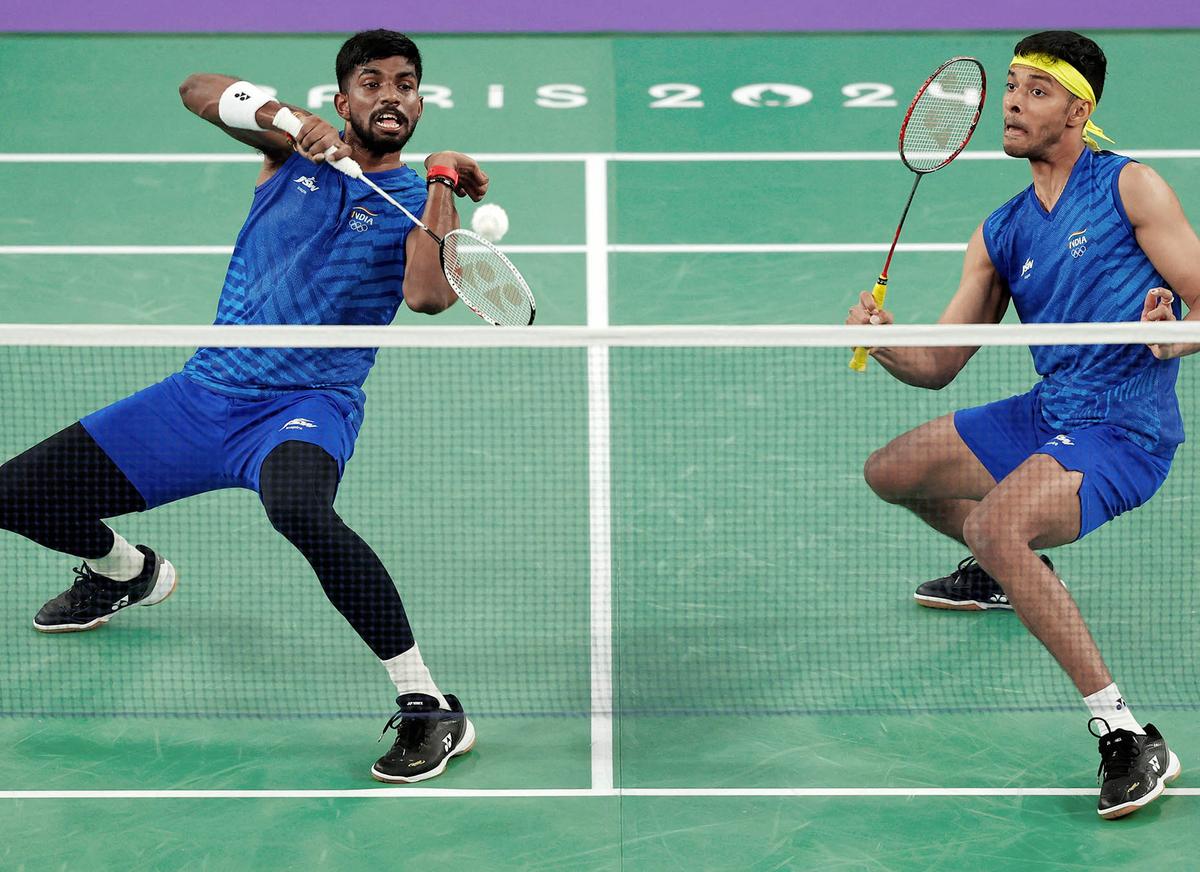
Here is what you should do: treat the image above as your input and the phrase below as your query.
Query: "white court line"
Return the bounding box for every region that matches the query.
[608,243,966,254]
[2,150,1199,163]
[0,243,961,256]
[584,155,614,793]
[1,787,1198,799]
[0,245,584,256]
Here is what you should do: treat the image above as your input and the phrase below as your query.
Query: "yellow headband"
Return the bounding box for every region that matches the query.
[1010,53,1113,151]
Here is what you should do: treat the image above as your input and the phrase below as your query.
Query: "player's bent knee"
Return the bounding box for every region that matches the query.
[864,448,912,503]
[962,506,1018,564]
[262,494,345,550]
[264,500,334,541]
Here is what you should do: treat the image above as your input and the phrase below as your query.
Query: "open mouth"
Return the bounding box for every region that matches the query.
[372,110,406,132]
[1004,120,1026,135]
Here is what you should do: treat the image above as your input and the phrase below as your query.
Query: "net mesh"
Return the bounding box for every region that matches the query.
[901,58,985,172]
[441,230,536,326]
[0,325,1197,720]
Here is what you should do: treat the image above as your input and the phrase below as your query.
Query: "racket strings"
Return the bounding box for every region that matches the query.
[442,231,535,326]
[901,60,985,172]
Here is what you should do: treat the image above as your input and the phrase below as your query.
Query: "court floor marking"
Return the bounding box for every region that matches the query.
[3,787,1198,799]
[0,244,966,255]
[3,150,1200,163]
[0,245,586,255]
[585,155,614,792]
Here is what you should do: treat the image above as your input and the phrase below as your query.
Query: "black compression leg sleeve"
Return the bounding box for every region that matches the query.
[259,440,415,660]
[0,422,146,558]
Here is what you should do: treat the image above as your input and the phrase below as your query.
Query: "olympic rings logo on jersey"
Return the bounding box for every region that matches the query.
[348,207,379,233]
[1067,229,1089,259]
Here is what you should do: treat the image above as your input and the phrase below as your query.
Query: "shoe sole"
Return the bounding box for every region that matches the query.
[913,567,1065,612]
[1098,750,1182,820]
[33,559,178,634]
[369,718,477,784]
[914,593,1013,611]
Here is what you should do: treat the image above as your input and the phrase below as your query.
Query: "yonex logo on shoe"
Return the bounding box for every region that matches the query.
[280,418,318,431]
[443,734,453,752]
[1115,697,1126,711]
[1151,757,1162,773]
[111,595,130,611]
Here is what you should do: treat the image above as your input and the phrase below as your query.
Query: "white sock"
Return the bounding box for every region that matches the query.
[1084,683,1144,735]
[85,532,144,582]
[383,644,448,709]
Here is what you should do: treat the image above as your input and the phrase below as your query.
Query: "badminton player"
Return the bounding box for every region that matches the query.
[0,30,479,783]
[847,31,1200,818]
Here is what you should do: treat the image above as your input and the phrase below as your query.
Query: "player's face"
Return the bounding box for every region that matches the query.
[336,56,423,155]
[1001,66,1078,160]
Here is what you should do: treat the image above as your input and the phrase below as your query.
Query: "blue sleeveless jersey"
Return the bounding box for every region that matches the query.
[183,151,426,410]
[982,149,1183,455]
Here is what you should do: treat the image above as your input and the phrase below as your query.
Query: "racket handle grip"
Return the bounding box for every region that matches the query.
[271,106,304,137]
[848,277,889,372]
[271,108,364,180]
[323,148,363,180]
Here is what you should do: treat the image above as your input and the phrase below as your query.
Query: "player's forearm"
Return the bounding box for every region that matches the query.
[178,74,296,156]
[403,186,460,314]
[869,345,967,389]
[1154,306,1200,359]
[181,75,252,124]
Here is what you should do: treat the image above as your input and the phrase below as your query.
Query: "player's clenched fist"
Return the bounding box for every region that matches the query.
[847,290,894,327]
[288,114,353,165]
[1140,287,1183,360]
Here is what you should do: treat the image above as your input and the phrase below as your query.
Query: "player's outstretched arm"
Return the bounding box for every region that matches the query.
[178,74,351,185]
[847,223,1008,389]
[1120,162,1200,359]
[403,151,490,314]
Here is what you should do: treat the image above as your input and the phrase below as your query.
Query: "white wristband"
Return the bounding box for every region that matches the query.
[217,80,273,130]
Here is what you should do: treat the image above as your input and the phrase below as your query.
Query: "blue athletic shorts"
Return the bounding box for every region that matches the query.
[81,373,362,509]
[953,386,1174,540]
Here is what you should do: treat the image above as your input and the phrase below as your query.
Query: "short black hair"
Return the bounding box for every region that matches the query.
[1014,31,1107,102]
[335,29,422,91]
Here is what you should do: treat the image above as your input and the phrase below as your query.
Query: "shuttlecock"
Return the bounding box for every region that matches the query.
[471,203,509,243]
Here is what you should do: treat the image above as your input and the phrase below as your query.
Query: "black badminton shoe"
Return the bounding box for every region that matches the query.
[1092,720,1181,819]
[372,693,475,783]
[913,555,1055,611]
[33,545,178,633]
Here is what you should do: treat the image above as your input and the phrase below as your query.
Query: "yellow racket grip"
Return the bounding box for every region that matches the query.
[849,277,889,372]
